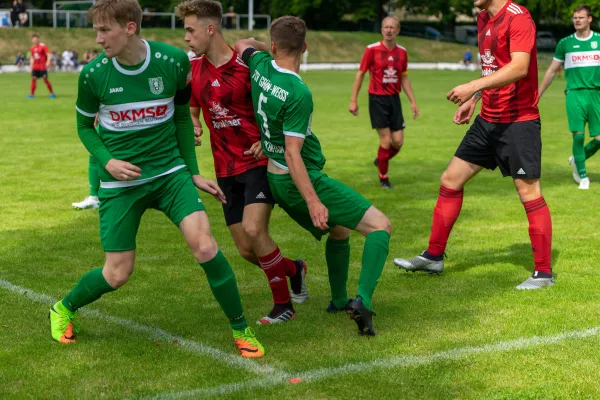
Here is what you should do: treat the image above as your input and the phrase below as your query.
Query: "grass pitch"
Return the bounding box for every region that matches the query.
[1,70,600,399]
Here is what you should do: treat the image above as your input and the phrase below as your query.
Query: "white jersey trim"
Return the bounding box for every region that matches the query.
[76,106,97,118]
[269,158,289,171]
[283,131,306,139]
[98,97,175,132]
[367,42,380,49]
[271,60,302,80]
[111,39,151,76]
[507,3,523,14]
[574,31,594,41]
[553,57,565,63]
[100,165,185,188]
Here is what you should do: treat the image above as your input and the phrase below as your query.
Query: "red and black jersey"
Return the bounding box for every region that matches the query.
[190,50,266,178]
[359,41,408,96]
[30,43,49,71]
[478,1,540,123]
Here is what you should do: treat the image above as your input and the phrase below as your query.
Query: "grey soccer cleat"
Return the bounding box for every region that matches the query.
[568,156,581,184]
[290,259,308,304]
[515,273,555,290]
[394,252,444,274]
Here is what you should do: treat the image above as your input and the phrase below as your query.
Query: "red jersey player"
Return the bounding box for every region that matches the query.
[394,0,554,290]
[349,16,419,189]
[177,0,307,324]
[28,33,55,99]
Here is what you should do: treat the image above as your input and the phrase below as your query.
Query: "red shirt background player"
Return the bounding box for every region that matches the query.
[359,41,408,96]
[394,0,554,290]
[349,16,419,190]
[28,33,54,99]
[190,51,265,178]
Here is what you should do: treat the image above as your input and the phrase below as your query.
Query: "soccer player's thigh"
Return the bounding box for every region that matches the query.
[240,166,275,235]
[98,185,149,252]
[566,90,587,134]
[500,120,542,180]
[451,116,496,182]
[587,90,600,138]
[389,95,405,147]
[152,169,208,245]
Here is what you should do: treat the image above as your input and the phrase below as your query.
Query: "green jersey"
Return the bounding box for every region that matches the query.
[554,31,600,92]
[247,51,326,171]
[76,40,191,188]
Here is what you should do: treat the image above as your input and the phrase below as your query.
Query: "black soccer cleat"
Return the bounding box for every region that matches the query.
[326,298,353,313]
[256,303,297,325]
[347,296,376,336]
[290,259,308,303]
[380,178,393,190]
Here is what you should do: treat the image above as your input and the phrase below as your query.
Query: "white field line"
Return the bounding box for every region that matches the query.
[0,279,280,376]
[153,325,600,399]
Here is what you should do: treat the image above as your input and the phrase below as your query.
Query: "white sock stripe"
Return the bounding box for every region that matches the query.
[0,279,277,376]
[259,254,283,269]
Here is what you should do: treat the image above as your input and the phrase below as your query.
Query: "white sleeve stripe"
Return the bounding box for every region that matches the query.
[75,106,97,118]
[553,57,564,63]
[283,131,306,138]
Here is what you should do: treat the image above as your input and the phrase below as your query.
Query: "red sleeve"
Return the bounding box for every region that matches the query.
[189,61,200,108]
[359,47,372,72]
[509,14,536,54]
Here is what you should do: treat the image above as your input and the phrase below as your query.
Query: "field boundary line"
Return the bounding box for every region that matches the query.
[0,279,281,377]
[153,324,600,399]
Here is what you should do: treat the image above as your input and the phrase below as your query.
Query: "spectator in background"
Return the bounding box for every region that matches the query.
[15,52,25,66]
[224,6,236,29]
[49,51,60,71]
[62,48,74,71]
[90,50,99,59]
[81,50,90,65]
[462,49,472,65]
[17,0,27,26]
[11,0,19,27]
[72,49,79,69]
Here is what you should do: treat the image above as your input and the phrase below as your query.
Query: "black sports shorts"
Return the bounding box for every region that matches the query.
[368,93,405,131]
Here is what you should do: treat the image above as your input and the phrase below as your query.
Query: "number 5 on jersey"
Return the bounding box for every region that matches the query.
[257,92,270,139]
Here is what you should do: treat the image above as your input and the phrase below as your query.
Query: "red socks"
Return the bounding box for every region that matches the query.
[523,197,552,274]
[43,78,54,94]
[427,186,464,257]
[377,145,401,179]
[30,78,36,95]
[30,78,54,95]
[258,247,297,304]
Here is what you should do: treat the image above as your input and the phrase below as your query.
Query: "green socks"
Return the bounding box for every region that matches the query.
[200,250,247,331]
[88,155,100,197]
[61,267,116,312]
[357,230,390,310]
[573,134,587,179]
[326,237,350,309]
[584,138,600,160]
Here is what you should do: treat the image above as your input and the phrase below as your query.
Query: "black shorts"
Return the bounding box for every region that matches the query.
[32,70,48,79]
[368,93,405,131]
[217,166,275,226]
[455,115,542,179]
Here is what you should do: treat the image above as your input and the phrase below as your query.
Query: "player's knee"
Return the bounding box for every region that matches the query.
[329,225,351,240]
[190,236,219,263]
[440,169,461,189]
[241,220,265,241]
[103,265,133,289]
[391,139,403,149]
[236,243,256,264]
[374,213,392,235]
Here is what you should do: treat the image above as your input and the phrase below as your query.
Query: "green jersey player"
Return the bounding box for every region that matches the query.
[235,16,392,336]
[49,0,264,358]
[539,4,600,190]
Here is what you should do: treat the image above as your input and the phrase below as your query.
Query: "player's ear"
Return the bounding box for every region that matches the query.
[270,41,276,55]
[301,42,307,54]
[126,21,137,36]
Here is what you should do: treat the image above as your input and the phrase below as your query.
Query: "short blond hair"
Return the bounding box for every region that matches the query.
[175,0,222,25]
[88,0,143,35]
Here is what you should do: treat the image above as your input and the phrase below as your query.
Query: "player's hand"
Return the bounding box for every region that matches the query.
[243,141,265,159]
[349,101,359,116]
[453,99,477,125]
[411,102,419,119]
[447,82,478,105]
[307,200,329,230]
[105,159,142,181]
[194,126,203,146]
[193,175,226,204]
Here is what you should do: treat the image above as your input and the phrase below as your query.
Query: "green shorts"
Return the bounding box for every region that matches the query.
[98,169,205,252]
[566,89,600,136]
[267,170,372,240]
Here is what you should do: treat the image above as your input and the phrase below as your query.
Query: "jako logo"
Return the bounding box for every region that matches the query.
[110,105,168,121]
[110,87,124,94]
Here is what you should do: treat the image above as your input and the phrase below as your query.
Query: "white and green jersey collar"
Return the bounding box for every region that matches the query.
[112,39,152,76]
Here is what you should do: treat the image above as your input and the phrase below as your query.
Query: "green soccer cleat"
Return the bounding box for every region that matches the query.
[233,327,264,358]
[49,301,80,344]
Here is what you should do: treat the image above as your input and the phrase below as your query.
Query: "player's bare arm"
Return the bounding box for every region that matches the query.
[400,74,419,119]
[447,51,531,105]
[539,59,564,99]
[190,106,203,146]
[234,38,269,58]
[284,136,329,230]
[349,69,367,116]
